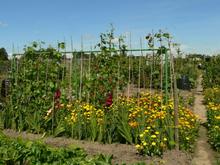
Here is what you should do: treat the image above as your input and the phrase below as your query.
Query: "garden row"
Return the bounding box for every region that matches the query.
[203,54,220,151]
[0,131,113,165]
[1,91,200,156]
[204,88,220,151]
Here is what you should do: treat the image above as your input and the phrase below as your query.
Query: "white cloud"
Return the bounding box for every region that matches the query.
[0,21,8,27]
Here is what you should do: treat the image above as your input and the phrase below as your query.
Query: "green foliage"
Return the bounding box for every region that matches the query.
[204,87,220,151]
[204,88,220,104]
[87,53,127,106]
[203,55,220,151]
[96,24,127,54]
[175,55,200,89]
[0,60,9,75]
[116,104,133,144]
[203,55,220,88]
[0,48,9,95]
[145,30,173,93]
[3,42,64,133]
[83,26,128,106]
[0,47,8,61]
[0,132,114,165]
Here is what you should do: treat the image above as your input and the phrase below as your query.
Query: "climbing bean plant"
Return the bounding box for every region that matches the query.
[3,42,64,133]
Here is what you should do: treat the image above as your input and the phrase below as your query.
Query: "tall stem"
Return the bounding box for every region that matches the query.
[127,32,132,98]
[138,38,143,105]
[159,31,163,107]
[69,37,73,102]
[165,51,169,104]
[79,36,83,100]
[171,49,179,150]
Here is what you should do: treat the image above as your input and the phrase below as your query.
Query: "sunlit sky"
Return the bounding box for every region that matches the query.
[0,0,219,55]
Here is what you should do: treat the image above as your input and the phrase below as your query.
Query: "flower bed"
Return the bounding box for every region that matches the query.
[205,88,220,151]
[50,92,199,156]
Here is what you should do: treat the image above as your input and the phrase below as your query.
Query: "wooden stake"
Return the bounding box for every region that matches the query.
[171,48,179,150]
[127,32,132,98]
[79,36,83,100]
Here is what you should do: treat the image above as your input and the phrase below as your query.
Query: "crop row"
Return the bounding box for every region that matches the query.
[204,88,220,151]
[39,92,200,156]
[0,131,113,165]
[202,54,220,151]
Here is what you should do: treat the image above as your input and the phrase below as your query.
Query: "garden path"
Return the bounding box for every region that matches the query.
[191,75,215,165]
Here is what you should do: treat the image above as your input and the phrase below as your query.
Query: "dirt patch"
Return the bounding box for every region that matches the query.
[3,129,192,165]
[191,126,215,165]
[193,75,207,123]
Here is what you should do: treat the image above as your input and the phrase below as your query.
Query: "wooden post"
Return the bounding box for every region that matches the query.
[171,49,179,150]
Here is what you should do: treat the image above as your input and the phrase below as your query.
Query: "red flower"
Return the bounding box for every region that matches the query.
[105,92,113,107]
[54,89,61,100]
[54,89,61,109]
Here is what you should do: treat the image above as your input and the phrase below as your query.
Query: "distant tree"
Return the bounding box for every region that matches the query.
[0,48,8,61]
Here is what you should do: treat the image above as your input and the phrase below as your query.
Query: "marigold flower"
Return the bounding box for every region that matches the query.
[135,144,141,149]
[155,131,159,135]
[143,142,147,146]
[151,135,157,138]
[152,142,156,146]
[139,133,144,138]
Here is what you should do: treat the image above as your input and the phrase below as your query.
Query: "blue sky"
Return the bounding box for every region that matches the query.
[0,0,219,55]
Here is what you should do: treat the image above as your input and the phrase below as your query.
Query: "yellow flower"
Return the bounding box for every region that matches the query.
[140,133,144,138]
[135,144,143,150]
[152,142,156,146]
[66,104,72,108]
[151,135,157,138]
[60,103,64,108]
[155,131,159,135]
[160,142,166,148]
[128,121,138,128]
[46,108,53,116]
[186,137,189,141]
[163,137,167,141]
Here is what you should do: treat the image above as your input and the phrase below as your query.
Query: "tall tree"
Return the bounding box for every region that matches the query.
[0,48,8,61]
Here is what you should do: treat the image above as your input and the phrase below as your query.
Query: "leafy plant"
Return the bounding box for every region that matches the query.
[203,55,220,89]
[0,131,114,164]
